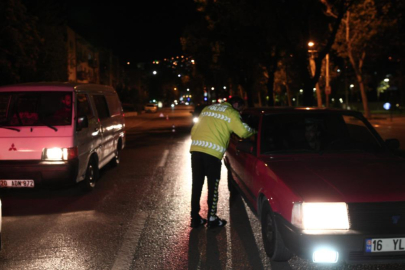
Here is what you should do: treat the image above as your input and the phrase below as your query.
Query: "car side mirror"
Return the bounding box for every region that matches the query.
[236,140,256,155]
[385,138,400,150]
[76,115,89,131]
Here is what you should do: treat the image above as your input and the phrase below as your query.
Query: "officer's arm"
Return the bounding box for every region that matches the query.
[229,110,256,138]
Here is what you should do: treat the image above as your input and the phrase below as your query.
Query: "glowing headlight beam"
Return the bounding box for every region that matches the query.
[292,202,349,230]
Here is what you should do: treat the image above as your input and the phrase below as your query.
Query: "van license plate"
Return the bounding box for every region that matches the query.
[0,180,35,188]
[366,238,405,252]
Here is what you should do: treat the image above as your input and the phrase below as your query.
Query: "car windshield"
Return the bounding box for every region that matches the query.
[0,91,72,126]
[260,112,383,154]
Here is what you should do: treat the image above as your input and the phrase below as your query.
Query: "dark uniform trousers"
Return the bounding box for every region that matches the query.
[191,151,222,220]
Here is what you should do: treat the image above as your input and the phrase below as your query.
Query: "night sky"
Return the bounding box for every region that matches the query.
[66,0,199,63]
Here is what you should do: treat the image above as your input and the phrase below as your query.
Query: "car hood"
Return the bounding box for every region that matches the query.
[261,154,405,203]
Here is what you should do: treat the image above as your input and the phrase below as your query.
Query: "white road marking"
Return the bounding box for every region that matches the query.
[159,149,169,167]
[111,211,148,270]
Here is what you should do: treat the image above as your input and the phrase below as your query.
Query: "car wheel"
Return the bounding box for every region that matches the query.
[82,158,98,191]
[227,169,238,194]
[261,201,292,261]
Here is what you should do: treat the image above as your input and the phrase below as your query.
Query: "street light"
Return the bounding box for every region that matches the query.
[325,53,331,107]
[308,41,330,107]
[308,41,322,107]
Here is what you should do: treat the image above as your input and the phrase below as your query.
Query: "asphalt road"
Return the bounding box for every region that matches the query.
[1,106,405,270]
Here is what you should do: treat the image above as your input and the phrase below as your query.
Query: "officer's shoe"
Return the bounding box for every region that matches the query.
[190,217,207,228]
[207,216,227,229]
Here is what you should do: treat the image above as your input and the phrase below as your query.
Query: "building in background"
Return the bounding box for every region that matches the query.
[67,27,99,84]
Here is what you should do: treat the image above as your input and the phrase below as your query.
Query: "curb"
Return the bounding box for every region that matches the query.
[124,112,139,117]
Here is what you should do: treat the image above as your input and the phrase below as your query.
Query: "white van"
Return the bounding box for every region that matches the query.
[0,82,125,191]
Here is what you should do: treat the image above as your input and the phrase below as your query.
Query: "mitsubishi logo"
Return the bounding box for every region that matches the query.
[392,215,401,224]
[9,143,17,151]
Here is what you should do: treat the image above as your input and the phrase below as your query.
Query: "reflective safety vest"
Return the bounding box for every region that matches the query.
[190,102,255,159]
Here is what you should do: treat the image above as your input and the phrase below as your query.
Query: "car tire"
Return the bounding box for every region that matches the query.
[82,157,98,192]
[227,169,238,194]
[261,201,292,261]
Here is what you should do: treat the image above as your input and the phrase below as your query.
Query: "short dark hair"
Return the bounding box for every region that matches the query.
[228,96,245,107]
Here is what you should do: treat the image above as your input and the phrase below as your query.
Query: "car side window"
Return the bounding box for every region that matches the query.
[105,95,121,117]
[77,93,94,119]
[342,115,380,146]
[92,95,110,120]
[241,113,260,130]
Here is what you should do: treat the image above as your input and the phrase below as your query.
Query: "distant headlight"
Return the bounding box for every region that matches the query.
[42,147,78,161]
[292,202,349,230]
[193,117,199,123]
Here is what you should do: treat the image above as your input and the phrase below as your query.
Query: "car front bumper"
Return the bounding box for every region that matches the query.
[276,214,405,264]
[0,159,79,187]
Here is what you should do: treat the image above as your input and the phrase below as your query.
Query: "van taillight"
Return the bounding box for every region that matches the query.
[68,147,78,160]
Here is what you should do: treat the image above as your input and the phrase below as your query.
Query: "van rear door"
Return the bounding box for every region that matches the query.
[0,127,73,160]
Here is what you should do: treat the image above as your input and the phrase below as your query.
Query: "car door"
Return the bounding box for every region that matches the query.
[235,113,261,203]
[227,132,246,183]
[92,94,114,165]
[75,92,102,180]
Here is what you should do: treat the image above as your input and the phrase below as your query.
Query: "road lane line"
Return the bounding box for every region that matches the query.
[111,211,148,270]
[158,149,169,167]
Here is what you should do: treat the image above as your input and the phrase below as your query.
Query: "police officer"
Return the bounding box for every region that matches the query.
[189,96,256,228]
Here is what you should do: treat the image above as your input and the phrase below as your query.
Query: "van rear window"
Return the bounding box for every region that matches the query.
[0,92,72,126]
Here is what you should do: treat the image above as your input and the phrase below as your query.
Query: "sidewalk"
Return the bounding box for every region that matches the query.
[368,113,405,126]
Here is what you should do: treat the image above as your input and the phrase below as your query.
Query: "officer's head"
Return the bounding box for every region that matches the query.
[228,96,245,112]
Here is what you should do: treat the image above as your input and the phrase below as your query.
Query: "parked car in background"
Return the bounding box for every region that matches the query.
[144,103,158,113]
[0,82,125,191]
[224,107,405,265]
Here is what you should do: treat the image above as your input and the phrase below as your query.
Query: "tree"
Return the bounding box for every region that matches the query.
[332,0,395,118]
[0,0,41,85]
[22,0,68,82]
[183,0,283,107]
[279,0,353,107]
[184,0,354,108]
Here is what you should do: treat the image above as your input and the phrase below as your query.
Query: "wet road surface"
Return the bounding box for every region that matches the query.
[1,106,405,270]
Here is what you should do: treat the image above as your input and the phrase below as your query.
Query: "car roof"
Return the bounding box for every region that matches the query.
[0,82,116,94]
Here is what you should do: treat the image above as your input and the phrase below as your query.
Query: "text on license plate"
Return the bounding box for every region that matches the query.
[0,180,35,188]
[366,238,405,252]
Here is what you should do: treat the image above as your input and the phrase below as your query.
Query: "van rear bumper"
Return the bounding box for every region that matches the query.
[0,159,79,187]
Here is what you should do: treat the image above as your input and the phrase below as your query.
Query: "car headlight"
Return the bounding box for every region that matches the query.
[193,117,199,123]
[292,202,349,230]
[42,147,78,161]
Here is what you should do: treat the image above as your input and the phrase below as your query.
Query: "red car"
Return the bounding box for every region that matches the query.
[224,107,405,265]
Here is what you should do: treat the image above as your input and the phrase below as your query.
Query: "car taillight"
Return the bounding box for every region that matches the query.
[67,147,78,160]
[42,147,78,161]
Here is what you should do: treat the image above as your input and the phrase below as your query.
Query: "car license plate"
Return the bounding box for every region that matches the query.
[366,238,405,252]
[0,180,35,188]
